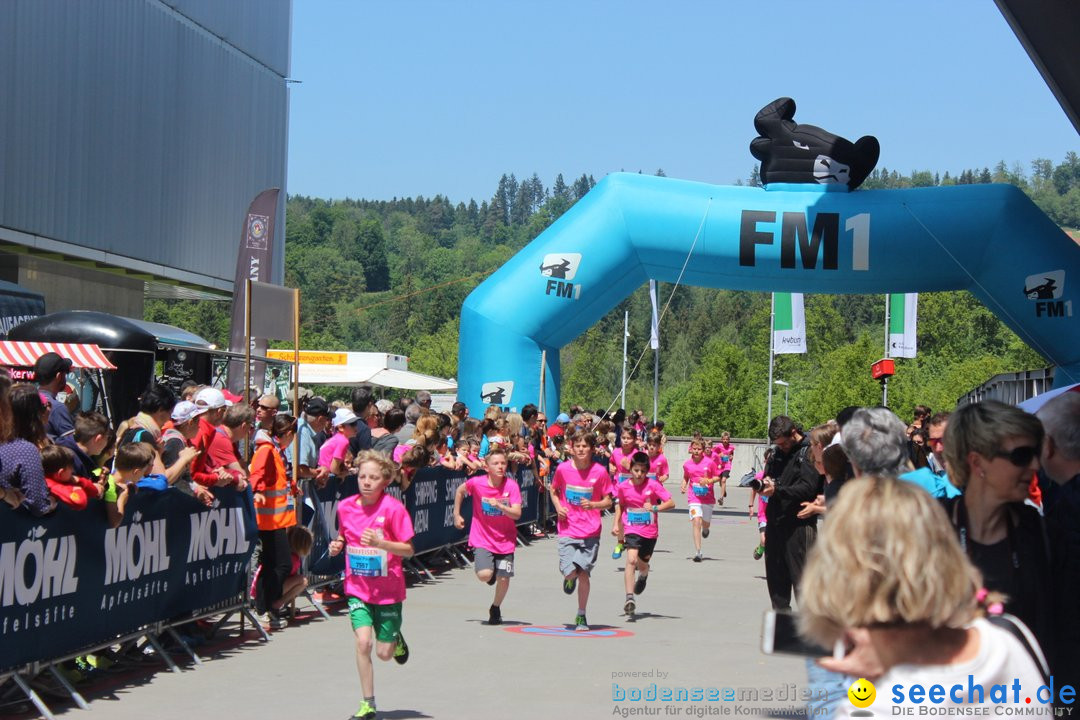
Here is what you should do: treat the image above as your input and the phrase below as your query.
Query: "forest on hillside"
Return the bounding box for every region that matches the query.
[146,154,1080,436]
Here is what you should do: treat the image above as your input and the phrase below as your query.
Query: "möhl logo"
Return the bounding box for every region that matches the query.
[0,526,79,607]
[104,511,169,585]
[540,253,582,300]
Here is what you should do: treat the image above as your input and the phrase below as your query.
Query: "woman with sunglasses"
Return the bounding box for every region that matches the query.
[942,400,1052,663]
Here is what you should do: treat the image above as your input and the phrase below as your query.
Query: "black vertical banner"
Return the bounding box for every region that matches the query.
[227,188,280,395]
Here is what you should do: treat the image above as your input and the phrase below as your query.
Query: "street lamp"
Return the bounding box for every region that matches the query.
[774,380,789,416]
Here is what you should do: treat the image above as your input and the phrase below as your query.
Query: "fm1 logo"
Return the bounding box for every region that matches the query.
[540,253,582,300]
[739,210,870,271]
[1024,270,1072,318]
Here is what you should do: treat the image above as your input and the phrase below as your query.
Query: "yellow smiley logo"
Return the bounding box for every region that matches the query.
[848,678,876,708]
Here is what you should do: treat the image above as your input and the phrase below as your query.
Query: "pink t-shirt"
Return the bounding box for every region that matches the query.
[711,443,735,472]
[610,446,637,475]
[552,461,613,538]
[683,456,719,505]
[318,432,350,471]
[614,478,672,540]
[337,492,415,605]
[649,453,670,482]
[464,475,522,554]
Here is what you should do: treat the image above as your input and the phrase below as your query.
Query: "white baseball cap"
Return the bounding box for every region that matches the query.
[332,407,360,428]
[172,400,208,424]
[194,387,231,409]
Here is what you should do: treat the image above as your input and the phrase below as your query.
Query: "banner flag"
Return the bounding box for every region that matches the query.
[888,293,918,358]
[649,280,660,350]
[773,292,807,354]
[228,188,280,393]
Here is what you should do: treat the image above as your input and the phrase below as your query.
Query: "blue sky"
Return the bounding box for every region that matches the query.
[286,1,1078,204]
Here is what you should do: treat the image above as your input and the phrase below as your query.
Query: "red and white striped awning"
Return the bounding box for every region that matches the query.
[0,342,117,370]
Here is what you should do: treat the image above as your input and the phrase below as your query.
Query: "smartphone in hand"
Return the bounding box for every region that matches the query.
[761,609,845,658]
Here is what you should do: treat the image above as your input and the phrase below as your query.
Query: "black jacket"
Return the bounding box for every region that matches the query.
[764,437,822,529]
[942,496,1054,670]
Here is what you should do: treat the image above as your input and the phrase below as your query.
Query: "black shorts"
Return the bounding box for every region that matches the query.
[623,534,657,562]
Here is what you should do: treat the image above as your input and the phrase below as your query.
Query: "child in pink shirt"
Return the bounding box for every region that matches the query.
[681,439,720,562]
[549,430,613,631]
[711,431,735,506]
[609,428,640,560]
[612,452,675,617]
[453,447,522,625]
[646,437,670,484]
[329,451,415,720]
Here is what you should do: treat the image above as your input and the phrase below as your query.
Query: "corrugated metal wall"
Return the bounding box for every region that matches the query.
[0,0,290,287]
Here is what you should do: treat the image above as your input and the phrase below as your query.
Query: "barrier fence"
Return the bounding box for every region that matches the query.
[1,462,544,674]
[0,486,257,674]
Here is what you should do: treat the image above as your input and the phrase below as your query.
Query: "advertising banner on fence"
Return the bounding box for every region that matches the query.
[0,487,257,672]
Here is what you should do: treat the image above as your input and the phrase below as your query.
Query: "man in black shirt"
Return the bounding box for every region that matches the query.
[761,416,822,610]
[347,385,375,457]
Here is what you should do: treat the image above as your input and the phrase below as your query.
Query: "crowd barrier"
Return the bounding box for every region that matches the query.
[0,461,544,715]
[0,485,257,673]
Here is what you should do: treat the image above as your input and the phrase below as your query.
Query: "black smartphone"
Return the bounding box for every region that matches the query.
[761,609,844,658]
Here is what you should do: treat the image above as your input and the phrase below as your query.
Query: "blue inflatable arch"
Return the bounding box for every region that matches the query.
[458,173,1080,413]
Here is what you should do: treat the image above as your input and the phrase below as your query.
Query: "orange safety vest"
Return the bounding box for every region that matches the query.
[249,442,297,531]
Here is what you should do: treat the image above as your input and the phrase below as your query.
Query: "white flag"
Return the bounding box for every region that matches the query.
[773,292,806,354]
[649,280,660,350]
[888,293,918,358]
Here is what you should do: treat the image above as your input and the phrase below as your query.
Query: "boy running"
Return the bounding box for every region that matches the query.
[329,451,415,720]
[646,435,670,484]
[681,439,720,562]
[612,452,675,617]
[549,429,613,631]
[453,447,522,625]
[609,428,639,559]
[711,431,735,506]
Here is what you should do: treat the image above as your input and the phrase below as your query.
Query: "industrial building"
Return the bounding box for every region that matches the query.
[0,0,290,317]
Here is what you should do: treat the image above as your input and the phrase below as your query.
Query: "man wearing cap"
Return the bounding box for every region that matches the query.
[190,388,239,488]
[288,396,331,486]
[161,401,207,501]
[35,351,75,440]
[547,413,571,439]
[253,394,280,449]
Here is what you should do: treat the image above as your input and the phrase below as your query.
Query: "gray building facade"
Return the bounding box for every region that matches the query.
[0,0,290,314]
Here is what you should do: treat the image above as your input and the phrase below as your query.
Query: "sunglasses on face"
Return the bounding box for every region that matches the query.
[927,437,945,447]
[993,445,1040,467]
[257,405,278,412]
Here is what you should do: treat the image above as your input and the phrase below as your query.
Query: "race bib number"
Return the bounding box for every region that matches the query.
[626,509,653,526]
[495,556,514,574]
[481,498,502,517]
[346,544,387,577]
[691,484,709,498]
[721,455,730,463]
[616,473,632,484]
[565,485,591,507]
[647,473,658,482]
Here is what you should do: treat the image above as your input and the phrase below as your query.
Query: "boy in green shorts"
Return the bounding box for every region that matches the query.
[329,451,415,720]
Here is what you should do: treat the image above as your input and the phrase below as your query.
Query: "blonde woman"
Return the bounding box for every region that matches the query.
[800,477,1048,718]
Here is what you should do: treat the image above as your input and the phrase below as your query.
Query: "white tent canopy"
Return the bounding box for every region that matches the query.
[266,350,456,391]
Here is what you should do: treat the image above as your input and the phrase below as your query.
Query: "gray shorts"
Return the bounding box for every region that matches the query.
[474,548,515,578]
[558,536,599,576]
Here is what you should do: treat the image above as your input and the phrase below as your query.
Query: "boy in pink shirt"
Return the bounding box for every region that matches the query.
[329,451,415,720]
[711,431,735,506]
[453,447,522,625]
[609,428,640,560]
[549,430,613,631]
[646,437,670,484]
[681,439,720,562]
[612,452,675,617]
